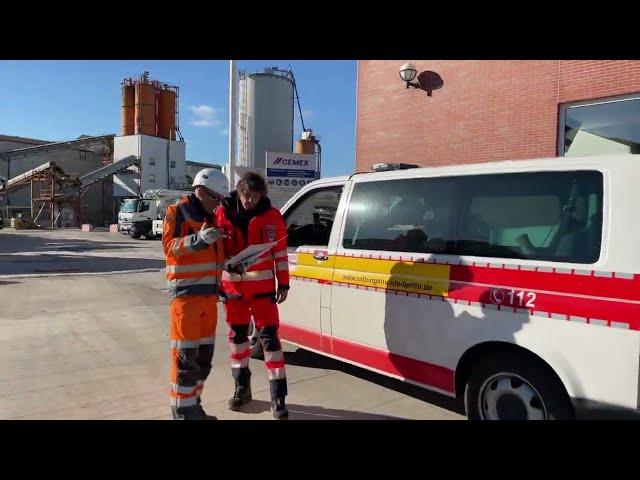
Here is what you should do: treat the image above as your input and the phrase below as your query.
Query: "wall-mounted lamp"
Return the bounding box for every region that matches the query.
[398,63,444,97]
[399,63,418,84]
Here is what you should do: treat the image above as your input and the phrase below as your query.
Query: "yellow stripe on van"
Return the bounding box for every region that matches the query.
[296,253,336,268]
[290,252,451,296]
[333,257,450,296]
[289,253,335,282]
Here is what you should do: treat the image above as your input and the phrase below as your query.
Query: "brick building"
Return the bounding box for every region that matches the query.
[356,61,640,172]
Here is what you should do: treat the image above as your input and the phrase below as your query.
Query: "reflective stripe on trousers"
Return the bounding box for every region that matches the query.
[168,276,220,289]
[170,336,215,349]
[267,367,287,380]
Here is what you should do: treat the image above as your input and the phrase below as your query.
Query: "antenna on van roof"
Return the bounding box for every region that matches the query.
[371,163,419,172]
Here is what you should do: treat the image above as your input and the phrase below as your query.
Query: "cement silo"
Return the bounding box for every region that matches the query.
[238,68,294,170]
[115,72,186,197]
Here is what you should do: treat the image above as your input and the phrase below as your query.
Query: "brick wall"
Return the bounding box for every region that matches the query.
[356,61,640,172]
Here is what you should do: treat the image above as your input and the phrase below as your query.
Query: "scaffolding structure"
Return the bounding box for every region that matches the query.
[0,162,80,228]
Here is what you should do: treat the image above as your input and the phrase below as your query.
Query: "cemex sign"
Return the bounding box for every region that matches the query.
[265,152,318,208]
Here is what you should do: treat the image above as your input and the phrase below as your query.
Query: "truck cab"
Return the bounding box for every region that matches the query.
[119,189,192,240]
[118,197,160,238]
[118,198,139,235]
[130,198,158,239]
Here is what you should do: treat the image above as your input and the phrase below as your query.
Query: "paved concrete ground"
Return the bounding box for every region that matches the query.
[0,228,464,420]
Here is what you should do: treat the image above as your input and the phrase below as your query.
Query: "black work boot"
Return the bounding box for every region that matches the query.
[172,405,216,420]
[271,397,289,420]
[194,404,218,420]
[228,384,252,411]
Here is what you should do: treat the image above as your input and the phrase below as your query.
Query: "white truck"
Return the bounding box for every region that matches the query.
[118,189,191,239]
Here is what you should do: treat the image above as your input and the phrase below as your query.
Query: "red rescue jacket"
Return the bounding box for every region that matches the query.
[216,192,289,300]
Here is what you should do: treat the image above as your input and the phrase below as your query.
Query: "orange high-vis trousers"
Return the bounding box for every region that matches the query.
[170,295,218,413]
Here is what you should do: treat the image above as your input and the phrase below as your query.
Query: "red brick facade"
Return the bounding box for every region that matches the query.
[356,61,640,172]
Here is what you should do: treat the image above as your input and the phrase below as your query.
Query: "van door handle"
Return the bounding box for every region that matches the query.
[313,251,329,261]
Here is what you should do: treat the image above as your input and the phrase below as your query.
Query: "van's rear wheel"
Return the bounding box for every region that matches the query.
[464,353,573,420]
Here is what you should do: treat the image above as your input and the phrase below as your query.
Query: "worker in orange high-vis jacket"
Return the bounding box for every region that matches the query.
[216,171,290,419]
[162,168,229,420]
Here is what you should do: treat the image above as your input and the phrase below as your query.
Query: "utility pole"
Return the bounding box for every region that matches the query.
[228,60,238,192]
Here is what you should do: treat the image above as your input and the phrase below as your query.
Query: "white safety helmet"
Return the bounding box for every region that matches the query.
[192,168,229,196]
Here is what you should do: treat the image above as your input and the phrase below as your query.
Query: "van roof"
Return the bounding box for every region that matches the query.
[297,154,639,186]
[340,154,639,183]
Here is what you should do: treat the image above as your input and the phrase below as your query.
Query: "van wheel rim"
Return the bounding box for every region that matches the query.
[479,373,547,420]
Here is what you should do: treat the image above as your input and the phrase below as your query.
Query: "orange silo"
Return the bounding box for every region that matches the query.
[121,83,135,136]
[295,130,317,154]
[295,138,315,154]
[157,88,177,140]
[135,80,157,136]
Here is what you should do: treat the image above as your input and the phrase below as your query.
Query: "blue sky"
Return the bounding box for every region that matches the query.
[0,60,357,178]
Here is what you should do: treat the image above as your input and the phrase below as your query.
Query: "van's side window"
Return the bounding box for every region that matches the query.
[284,186,343,248]
[342,171,603,264]
[457,171,603,263]
[342,178,459,254]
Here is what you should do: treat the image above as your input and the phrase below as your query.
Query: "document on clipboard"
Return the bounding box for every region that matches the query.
[224,242,277,272]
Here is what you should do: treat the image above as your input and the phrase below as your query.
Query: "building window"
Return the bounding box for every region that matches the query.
[559,95,640,157]
[148,174,155,183]
[149,157,156,166]
[170,160,176,168]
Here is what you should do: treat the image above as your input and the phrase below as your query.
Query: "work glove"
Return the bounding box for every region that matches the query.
[199,226,221,245]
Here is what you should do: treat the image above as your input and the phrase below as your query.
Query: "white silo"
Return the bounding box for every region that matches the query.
[238,68,294,170]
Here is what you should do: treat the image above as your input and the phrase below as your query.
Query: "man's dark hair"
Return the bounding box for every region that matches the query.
[236,171,268,196]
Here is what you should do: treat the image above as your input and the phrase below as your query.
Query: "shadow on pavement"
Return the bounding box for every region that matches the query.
[0,254,165,275]
[0,233,148,254]
[229,399,406,420]
[575,402,640,420]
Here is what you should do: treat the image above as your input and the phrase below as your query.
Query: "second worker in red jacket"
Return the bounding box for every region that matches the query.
[216,172,290,419]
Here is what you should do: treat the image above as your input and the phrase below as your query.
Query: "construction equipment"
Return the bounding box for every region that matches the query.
[0,161,81,228]
[77,155,138,190]
[118,188,191,239]
[11,213,36,230]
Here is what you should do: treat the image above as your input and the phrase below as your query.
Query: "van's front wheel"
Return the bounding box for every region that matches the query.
[464,353,573,420]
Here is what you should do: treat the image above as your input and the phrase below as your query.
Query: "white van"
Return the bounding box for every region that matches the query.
[275,154,640,420]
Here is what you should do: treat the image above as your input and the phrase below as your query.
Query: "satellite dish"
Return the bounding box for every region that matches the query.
[417,71,444,96]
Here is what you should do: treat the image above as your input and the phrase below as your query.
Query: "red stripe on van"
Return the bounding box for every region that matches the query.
[279,323,323,352]
[448,264,639,302]
[279,323,456,394]
[445,281,640,330]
